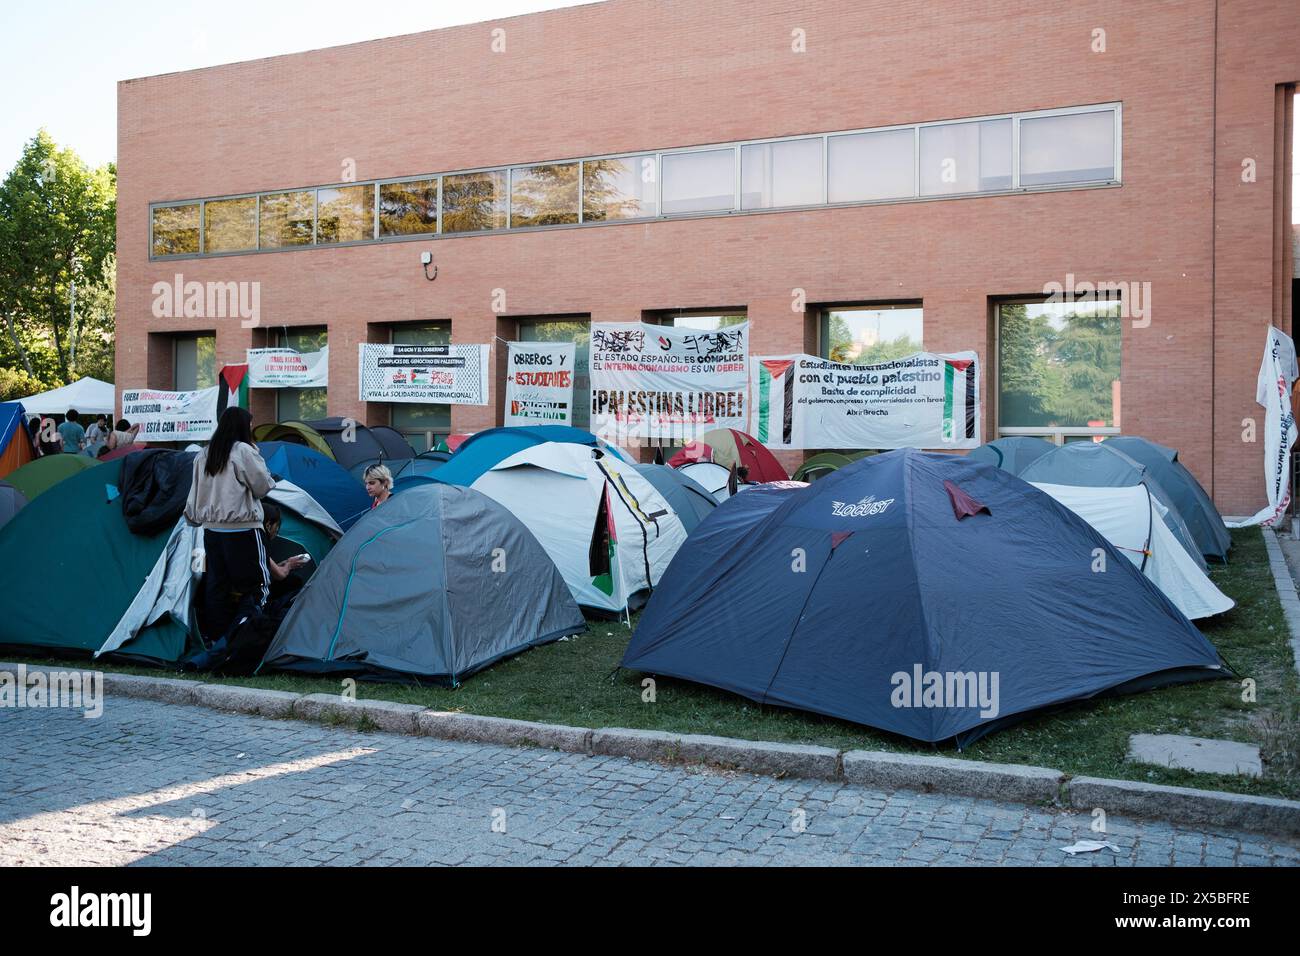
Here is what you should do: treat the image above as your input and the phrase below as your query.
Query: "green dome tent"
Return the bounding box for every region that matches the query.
[792,451,875,483]
[6,453,98,500]
[0,458,338,665]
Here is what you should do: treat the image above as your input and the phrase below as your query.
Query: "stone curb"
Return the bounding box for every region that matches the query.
[1259,528,1300,677]
[1065,776,1300,834]
[192,683,300,718]
[843,750,1063,804]
[9,664,1298,836]
[418,711,592,753]
[292,693,426,735]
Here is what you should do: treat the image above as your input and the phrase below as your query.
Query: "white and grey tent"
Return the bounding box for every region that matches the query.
[1019,441,1209,572]
[468,442,691,612]
[1031,482,1233,620]
[260,482,585,682]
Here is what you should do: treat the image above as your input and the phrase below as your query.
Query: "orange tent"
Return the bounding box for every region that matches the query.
[0,403,35,480]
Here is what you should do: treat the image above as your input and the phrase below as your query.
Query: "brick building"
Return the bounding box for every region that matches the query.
[116,0,1300,512]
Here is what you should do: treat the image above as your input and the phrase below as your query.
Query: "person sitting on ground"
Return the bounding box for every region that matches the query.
[260,501,311,586]
[83,414,109,457]
[57,408,85,454]
[184,407,276,643]
[364,463,393,508]
[107,418,140,451]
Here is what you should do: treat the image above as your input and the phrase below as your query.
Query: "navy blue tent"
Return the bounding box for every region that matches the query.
[966,437,1054,475]
[633,463,717,532]
[260,441,371,531]
[622,449,1226,746]
[1103,437,1231,562]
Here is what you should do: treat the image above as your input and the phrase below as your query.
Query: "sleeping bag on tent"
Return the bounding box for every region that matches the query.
[260,483,585,683]
[623,449,1227,746]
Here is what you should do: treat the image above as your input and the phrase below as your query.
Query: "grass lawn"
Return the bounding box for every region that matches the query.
[8,529,1298,800]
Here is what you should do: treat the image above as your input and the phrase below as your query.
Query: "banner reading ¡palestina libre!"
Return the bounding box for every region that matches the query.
[749,351,981,450]
[505,341,575,426]
[246,346,329,388]
[357,343,489,405]
[120,386,220,442]
[589,321,749,444]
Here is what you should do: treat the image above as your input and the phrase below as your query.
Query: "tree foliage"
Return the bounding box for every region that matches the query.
[0,129,117,389]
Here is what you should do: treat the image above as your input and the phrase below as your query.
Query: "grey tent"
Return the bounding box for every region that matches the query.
[1019,441,1208,571]
[634,463,718,532]
[966,437,1054,475]
[259,482,585,683]
[1103,437,1231,562]
[0,481,25,532]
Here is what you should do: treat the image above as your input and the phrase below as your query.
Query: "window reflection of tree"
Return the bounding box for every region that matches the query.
[999,303,1121,428]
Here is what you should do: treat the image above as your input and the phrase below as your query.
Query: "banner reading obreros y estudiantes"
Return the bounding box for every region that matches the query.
[750,351,981,450]
[589,322,749,444]
[246,346,329,388]
[357,343,489,405]
[120,386,220,442]
[505,341,575,426]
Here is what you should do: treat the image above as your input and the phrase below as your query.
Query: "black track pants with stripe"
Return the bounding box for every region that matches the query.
[200,528,270,643]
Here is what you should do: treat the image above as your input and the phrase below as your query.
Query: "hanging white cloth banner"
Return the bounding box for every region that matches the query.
[1226,326,1298,528]
[246,347,329,388]
[505,341,576,426]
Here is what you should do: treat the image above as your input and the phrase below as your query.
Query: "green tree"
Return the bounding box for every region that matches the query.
[0,130,116,385]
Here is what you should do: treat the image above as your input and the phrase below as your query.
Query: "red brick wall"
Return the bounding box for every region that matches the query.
[116,0,1300,512]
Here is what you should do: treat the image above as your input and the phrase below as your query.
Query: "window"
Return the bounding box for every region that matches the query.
[741,138,823,209]
[174,334,216,391]
[919,119,1012,196]
[259,191,314,248]
[1019,109,1117,186]
[655,311,747,331]
[820,306,923,365]
[582,155,657,221]
[997,298,1122,441]
[275,326,328,421]
[662,148,735,214]
[517,319,591,430]
[442,170,507,233]
[379,179,438,236]
[510,163,579,227]
[203,197,257,253]
[390,323,451,451]
[828,129,914,203]
[152,205,200,256]
[316,185,372,244]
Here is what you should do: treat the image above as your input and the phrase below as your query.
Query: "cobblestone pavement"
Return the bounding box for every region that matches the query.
[1,698,1296,867]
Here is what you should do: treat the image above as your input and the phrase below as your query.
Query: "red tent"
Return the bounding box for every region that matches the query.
[668,428,787,483]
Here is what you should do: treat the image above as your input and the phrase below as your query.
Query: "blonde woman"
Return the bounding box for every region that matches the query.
[364,463,393,508]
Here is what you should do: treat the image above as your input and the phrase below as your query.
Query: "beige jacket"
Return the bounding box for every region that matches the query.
[185,442,275,530]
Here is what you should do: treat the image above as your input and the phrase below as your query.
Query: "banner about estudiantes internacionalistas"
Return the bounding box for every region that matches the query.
[749,351,981,450]
[589,321,748,444]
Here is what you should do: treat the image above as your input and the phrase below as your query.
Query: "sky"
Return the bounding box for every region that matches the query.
[0,0,594,173]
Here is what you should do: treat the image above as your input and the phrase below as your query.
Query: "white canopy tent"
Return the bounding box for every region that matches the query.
[1031,482,1234,621]
[17,378,115,417]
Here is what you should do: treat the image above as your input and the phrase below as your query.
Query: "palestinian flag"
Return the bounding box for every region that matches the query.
[217,364,249,416]
[942,359,976,443]
[755,359,796,446]
[589,482,619,598]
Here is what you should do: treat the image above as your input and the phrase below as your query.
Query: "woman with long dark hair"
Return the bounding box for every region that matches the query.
[184,407,276,642]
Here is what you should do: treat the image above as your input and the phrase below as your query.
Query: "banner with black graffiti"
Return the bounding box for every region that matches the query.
[749,352,981,449]
[589,322,749,444]
[357,344,489,405]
